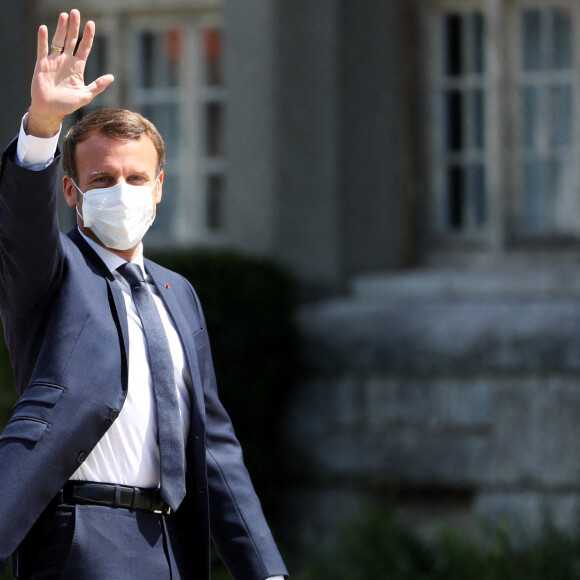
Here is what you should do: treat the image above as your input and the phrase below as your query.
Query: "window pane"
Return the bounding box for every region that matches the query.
[205,102,224,157]
[522,162,547,231]
[471,13,485,74]
[551,160,575,229]
[84,36,106,88]
[445,90,463,152]
[206,174,225,230]
[522,9,542,71]
[473,89,485,149]
[518,7,576,236]
[550,85,572,147]
[436,10,487,235]
[141,104,180,162]
[522,86,541,151]
[447,166,464,230]
[552,160,573,200]
[203,28,223,86]
[149,173,178,239]
[139,29,182,89]
[444,14,463,76]
[468,164,486,228]
[553,9,572,70]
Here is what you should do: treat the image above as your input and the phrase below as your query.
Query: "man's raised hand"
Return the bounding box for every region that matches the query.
[27,9,114,138]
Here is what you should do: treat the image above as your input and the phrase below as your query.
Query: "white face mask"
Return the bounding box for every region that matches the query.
[74,177,159,250]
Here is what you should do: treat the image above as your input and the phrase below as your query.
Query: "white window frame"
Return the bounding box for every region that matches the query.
[424,0,580,258]
[126,13,227,246]
[430,6,488,238]
[512,1,580,237]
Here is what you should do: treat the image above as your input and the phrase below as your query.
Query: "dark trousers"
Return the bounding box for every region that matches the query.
[13,500,191,580]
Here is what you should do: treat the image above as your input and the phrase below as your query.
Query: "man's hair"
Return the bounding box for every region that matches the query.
[62,108,166,183]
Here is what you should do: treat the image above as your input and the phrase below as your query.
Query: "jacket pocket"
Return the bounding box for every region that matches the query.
[0,383,63,443]
[12,383,64,420]
[0,416,48,443]
[16,383,64,407]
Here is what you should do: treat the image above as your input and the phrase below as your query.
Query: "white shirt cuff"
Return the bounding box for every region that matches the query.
[16,113,61,170]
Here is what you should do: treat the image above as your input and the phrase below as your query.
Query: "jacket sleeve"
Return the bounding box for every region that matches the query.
[0,138,64,319]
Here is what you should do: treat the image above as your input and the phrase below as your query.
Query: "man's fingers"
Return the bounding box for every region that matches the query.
[63,9,81,56]
[75,21,96,62]
[50,12,69,53]
[87,74,115,98]
[37,25,49,60]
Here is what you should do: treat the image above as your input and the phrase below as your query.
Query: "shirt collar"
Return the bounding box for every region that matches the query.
[77,227,146,275]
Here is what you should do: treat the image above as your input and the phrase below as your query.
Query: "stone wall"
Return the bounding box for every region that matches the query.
[285,268,580,551]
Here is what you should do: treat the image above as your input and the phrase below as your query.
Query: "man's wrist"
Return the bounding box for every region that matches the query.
[25,106,64,138]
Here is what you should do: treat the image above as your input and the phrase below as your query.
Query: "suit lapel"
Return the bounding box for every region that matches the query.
[67,228,130,377]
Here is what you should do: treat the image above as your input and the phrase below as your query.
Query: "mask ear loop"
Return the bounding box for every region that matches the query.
[71,179,88,224]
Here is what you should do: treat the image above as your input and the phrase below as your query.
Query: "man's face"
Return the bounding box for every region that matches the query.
[63,132,163,247]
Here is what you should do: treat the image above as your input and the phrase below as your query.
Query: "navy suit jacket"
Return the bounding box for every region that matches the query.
[0,139,287,579]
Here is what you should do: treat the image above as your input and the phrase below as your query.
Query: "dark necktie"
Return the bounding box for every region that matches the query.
[117,262,186,511]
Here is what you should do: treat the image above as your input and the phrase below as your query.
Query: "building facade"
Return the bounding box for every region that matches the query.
[5,1,580,290]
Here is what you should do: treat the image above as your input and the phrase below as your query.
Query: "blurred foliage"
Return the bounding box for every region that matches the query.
[0,324,16,430]
[295,501,580,580]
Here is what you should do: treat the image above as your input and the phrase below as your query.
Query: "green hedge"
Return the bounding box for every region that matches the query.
[296,501,580,580]
[0,327,15,429]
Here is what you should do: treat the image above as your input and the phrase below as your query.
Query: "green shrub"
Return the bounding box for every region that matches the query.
[0,322,15,430]
[296,501,580,580]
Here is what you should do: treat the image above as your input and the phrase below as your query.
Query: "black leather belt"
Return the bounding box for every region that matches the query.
[61,481,172,515]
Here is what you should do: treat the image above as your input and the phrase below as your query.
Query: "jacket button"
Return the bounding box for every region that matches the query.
[76,452,88,464]
[108,409,120,422]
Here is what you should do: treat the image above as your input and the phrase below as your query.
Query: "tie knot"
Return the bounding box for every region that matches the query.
[117,262,145,287]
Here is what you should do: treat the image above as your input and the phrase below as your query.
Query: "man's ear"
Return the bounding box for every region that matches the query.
[155,172,164,204]
[63,176,78,208]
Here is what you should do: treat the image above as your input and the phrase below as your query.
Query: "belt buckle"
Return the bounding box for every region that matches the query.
[153,505,172,515]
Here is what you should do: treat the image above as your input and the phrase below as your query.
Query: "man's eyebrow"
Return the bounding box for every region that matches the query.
[87,170,151,178]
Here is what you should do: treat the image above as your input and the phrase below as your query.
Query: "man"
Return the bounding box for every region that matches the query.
[0,9,287,580]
